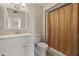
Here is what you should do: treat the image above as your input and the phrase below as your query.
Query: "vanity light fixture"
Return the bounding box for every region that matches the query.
[13,3,26,9]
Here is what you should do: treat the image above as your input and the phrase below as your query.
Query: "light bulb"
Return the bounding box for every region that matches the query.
[22,3,25,7]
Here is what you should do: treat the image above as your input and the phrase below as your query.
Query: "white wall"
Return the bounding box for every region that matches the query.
[43,3,58,42]
[26,4,43,34]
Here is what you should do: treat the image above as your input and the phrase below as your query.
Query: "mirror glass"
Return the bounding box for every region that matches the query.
[5,8,27,30]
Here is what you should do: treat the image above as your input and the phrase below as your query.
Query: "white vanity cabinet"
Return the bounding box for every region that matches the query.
[4,45,25,56]
[0,35,34,56]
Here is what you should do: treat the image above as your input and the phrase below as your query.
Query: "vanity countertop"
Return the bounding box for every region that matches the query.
[0,33,38,39]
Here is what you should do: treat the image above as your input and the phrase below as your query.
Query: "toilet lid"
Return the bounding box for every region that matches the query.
[37,42,48,48]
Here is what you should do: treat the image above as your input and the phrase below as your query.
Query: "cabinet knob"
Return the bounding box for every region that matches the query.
[2,54,5,56]
[23,45,27,47]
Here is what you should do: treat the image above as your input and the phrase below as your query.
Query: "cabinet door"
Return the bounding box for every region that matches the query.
[4,47,13,56]
[11,45,25,56]
[23,43,34,56]
[0,49,5,56]
[3,45,25,56]
[0,45,33,56]
[0,48,13,56]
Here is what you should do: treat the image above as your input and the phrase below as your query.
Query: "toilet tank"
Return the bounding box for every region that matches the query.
[34,34,42,44]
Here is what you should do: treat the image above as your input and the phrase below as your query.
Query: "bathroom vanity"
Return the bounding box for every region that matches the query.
[0,4,43,56]
[0,33,35,56]
[0,4,34,56]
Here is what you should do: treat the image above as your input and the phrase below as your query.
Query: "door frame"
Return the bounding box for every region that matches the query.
[45,3,69,43]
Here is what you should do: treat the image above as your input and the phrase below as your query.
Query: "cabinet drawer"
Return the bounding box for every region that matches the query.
[0,36,34,49]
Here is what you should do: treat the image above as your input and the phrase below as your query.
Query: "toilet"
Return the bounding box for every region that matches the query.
[34,34,48,56]
[37,42,48,56]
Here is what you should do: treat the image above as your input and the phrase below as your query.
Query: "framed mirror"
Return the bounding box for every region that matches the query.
[5,8,28,30]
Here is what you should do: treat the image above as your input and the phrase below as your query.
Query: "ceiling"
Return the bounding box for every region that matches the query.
[36,3,57,8]
[37,3,53,6]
